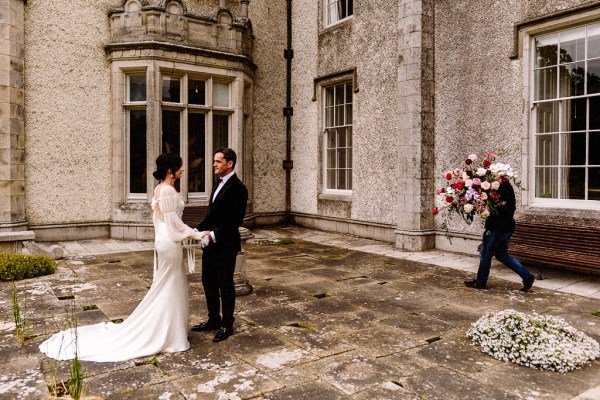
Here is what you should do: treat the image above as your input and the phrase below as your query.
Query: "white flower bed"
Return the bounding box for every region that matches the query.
[467,309,600,373]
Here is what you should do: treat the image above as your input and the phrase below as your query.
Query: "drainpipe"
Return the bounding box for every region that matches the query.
[282,0,293,223]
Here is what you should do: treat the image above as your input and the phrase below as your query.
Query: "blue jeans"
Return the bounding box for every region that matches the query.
[476,230,533,286]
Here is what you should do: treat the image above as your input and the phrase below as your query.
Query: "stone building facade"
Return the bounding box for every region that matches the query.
[1,0,599,259]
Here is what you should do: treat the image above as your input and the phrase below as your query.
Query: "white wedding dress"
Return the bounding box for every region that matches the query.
[39,184,198,362]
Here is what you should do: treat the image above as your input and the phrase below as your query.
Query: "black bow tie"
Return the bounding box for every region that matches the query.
[217,178,223,184]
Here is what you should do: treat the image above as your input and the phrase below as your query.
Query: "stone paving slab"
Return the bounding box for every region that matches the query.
[3,226,600,398]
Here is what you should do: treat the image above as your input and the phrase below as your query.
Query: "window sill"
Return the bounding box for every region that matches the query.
[318,192,352,202]
[320,16,353,34]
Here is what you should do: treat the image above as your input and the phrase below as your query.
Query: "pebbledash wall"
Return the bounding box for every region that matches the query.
[1,0,599,253]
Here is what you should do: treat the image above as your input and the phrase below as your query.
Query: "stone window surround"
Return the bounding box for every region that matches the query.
[517,6,600,217]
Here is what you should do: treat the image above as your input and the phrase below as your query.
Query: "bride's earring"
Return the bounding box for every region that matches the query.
[170,174,175,178]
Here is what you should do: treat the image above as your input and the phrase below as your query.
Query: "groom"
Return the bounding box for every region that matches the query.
[192,148,248,342]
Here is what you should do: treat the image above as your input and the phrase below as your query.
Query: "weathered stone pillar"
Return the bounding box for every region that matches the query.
[395,0,435,251]
[234,227,254,296]
[0,0,33,251]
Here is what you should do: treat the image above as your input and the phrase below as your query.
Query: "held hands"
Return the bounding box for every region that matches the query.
[191,229,211,248]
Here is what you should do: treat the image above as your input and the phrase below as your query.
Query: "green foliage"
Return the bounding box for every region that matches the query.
[591,310,600,317]
[11,282,27,343]
[277,238,295,245]
[0,253,56,281]
[145,356,160,367]
[69,356,85,400]
[82,304,98,311]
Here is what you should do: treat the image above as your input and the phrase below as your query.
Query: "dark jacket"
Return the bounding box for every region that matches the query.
[197,173,248,253]
[484,180,516,233]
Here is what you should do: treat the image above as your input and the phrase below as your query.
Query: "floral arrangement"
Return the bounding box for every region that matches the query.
[432,151,516,224]
[467,309,600,373]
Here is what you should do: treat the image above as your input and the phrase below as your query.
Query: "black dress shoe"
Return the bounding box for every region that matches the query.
[191,321,221,332]
[212,327,233,343]
[521,276,535,292]
[464,279,487,289]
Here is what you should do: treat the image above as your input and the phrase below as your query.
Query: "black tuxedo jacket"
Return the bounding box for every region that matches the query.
[197,173,248,253]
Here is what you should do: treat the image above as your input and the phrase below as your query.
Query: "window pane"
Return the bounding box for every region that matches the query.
[188,113,206,193]
[562,98,587,132]
[129,110,147,193]
[325,87,334,107]
[589,168,600,200]
[213,82,229,107]
[213,114,229,150]
[536,34,558,67]
[588,23,600,59]
[338,148,346,168]
[162,110,180,154]
[559,62,585,97]
[327,129,336,148]
[335,85,345,105]
[189,79,206,105]
[561,167,585,199]
[535,167,558,198]
[345,104,352,125]
[325,105,334,128]
[535,101,559,133]
[129,75,146,102]
[327,169,335,188]
[338,129,346,147]
[335,105,344,126]
[536,134,558,166]
[560,132,586,166]
[590,132,600,165]
[337,169,347,189]
[327,149,336,168]
[559,27,585,63]
[162,76,181,103]
[590,97,600,130]
[587,58,600,94]
[345,83,352,103]
[535,67,557,100]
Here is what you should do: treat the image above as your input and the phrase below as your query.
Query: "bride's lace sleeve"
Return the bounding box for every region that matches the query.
[157,185,196,242]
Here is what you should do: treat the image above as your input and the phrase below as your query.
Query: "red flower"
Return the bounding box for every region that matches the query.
[445,195,454,203]
[445,172,453,180]
[483,159,491,167]
[452,181,464,190]
[432,207,438,215]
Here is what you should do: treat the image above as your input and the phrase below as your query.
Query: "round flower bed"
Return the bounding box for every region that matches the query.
[467,309,600,373]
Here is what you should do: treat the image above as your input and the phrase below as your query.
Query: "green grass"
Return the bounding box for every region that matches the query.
[82,304,98,311]
[591,310,600,317]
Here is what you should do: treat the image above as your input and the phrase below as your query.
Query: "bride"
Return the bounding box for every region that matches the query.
[39,153,206,362]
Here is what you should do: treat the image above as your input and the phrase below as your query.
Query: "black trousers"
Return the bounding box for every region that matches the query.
[201,248,237,328]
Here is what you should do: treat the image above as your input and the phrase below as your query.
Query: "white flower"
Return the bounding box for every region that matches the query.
[463,204,474,213]
[465,179,473,187]
[476,168,487,176]
[462,172,469,180]
[481,192,488,200]
[467,309,600,373]
[480,209,490,218]
[481,181,491,190]
[491,181,500,190]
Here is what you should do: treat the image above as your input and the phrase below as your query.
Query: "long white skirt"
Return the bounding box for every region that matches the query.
[39,222,190,362]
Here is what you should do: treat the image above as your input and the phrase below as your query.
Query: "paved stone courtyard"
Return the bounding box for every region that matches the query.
[1,226,600,399]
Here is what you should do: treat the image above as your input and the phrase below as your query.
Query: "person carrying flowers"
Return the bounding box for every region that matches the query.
[433,151,535,291]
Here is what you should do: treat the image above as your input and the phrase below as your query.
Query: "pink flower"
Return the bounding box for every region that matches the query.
[472,178,482,186]
[481,181,491,190]
[468,154,478,161]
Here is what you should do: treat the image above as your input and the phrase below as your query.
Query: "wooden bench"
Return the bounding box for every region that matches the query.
[509,221,600,275]
[181,206,209,228]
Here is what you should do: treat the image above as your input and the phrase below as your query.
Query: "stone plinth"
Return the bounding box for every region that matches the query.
[234,227,254,296]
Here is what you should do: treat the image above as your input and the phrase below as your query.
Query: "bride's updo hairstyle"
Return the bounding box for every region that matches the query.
[153,153,183,181]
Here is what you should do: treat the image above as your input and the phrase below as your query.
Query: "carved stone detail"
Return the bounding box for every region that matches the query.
[108,0,253,59]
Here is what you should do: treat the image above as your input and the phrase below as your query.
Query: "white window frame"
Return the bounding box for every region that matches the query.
[525,16,600,211]
[124,71,148,201]
[322,0,353,28]
[321,80,353,197]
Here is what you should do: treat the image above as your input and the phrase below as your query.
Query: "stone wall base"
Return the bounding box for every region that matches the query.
[394,229,436,251]
[0,231,35,253]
